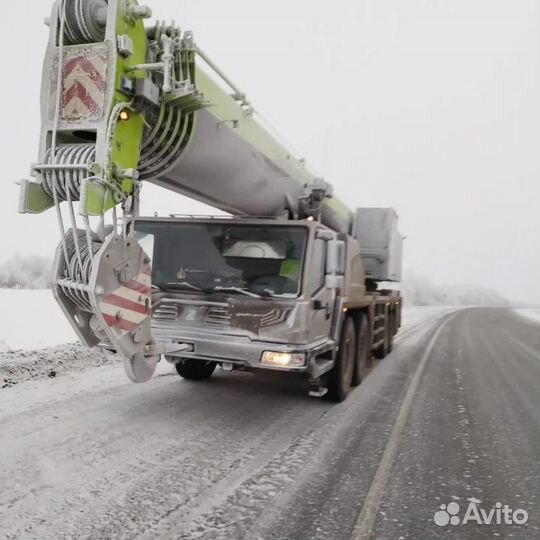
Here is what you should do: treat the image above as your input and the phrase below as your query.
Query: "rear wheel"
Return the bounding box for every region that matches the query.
[327,317,356,402]
[175,359,217,380]
[352,313,371,386]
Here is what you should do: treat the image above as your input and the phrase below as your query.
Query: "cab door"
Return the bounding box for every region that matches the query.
[308,237,335,341]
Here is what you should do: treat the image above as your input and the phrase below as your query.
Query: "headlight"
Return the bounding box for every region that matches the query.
[261,351,306,368]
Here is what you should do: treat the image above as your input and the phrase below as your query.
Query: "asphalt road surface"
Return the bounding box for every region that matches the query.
[1,308,539,539]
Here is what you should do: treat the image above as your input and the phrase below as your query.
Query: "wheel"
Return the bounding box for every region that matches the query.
[327,317,356,402]
[352,313,372,386]
[175,359,217,380]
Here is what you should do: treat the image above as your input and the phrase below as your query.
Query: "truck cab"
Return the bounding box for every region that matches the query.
[134,215,401,401]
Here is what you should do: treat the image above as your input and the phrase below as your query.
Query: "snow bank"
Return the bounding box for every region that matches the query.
[0,286,116,389]
[0,344,116,389]
[513,308,540,325]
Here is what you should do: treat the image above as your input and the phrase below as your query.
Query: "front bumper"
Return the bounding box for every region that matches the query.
[152,326,335,376]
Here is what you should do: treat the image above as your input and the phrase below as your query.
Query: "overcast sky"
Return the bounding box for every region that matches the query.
[2,0,539,302]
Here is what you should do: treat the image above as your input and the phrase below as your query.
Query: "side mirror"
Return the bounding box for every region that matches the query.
[325,275,344,290]
[327,240,346,276]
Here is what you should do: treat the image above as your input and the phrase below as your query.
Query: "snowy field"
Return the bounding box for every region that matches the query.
[0,289,77,352]
[513,308,540,325]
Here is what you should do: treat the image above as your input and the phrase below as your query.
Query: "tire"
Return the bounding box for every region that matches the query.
[352,313,372,386]
[327,317,356,402]
[175,359,217,380]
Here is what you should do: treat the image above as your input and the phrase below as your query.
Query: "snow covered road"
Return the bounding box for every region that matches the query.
[0,305,450,539]
[3,307,537,540]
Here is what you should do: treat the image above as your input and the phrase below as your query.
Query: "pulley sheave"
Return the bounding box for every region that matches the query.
[64,0,108,45]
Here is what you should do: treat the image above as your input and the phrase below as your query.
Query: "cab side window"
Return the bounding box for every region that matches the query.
[309,239,327,295]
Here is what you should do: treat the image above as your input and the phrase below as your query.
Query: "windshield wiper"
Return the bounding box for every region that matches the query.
[210,286,262,299]
[157,282,205,293]
[157,283,268,299]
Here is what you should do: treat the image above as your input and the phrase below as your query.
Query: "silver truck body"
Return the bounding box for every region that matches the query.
[19,0,403,397]
[134,216,401,393]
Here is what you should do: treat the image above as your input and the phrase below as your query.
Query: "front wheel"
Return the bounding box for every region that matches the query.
[175,359,217,380]
[327,317,356,402]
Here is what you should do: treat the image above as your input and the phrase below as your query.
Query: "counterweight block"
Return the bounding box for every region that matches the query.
[88,234,158,382]
[53,232,158,382]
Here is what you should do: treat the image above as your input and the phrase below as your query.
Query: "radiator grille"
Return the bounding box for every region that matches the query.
[152,303,179,321]
[205,306,232,326]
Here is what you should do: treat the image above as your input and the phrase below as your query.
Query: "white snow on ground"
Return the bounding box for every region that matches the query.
[513,308,540,325]
[0,344,118,389]
[0,289,76,351]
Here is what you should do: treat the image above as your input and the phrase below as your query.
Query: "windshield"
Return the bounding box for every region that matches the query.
[134,221,308,298]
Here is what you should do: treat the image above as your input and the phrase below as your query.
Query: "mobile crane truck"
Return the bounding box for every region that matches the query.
[19,0,403,401]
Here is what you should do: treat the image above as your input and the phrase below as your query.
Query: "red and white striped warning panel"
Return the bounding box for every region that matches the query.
[99,269,152,335]
[49,46,108,123]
